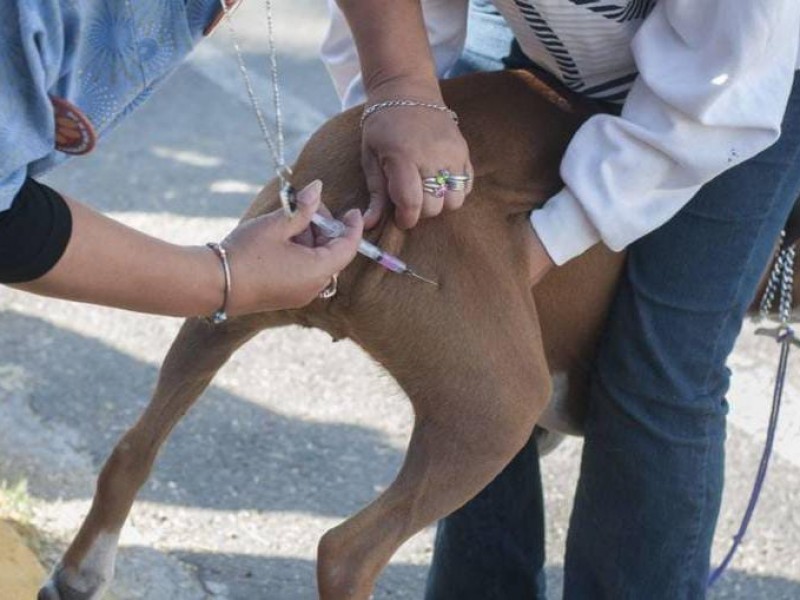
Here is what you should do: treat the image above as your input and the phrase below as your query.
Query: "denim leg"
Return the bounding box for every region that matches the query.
[564,74,800,599]
[425,433,548,600]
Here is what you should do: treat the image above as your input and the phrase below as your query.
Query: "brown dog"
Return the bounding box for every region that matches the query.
[38,68,797,600]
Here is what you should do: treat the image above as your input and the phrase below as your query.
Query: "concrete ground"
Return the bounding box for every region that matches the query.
[1,1,800,598]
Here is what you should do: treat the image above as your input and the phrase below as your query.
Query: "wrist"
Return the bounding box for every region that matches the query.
[365,74,443,105]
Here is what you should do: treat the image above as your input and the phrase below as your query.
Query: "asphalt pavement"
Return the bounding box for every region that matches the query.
[1,1,799,598]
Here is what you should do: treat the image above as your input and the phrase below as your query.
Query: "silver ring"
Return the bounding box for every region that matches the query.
[422,170,471,194]
[446,180,468,191]
[423,169,451,199]
[446,173,471,191]
[423,183,447,198]
[319,273,338,299]
[422,169,451,185]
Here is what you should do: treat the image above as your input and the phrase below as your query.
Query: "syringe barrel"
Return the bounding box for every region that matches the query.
[357,240,383,261]
[310,213,346,237]
[311,212,408,273]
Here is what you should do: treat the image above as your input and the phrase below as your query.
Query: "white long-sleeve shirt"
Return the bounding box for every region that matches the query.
[322,0,800,265]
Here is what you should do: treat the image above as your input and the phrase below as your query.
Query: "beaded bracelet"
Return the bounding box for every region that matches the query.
[360,99,459,128]
[206,242,231,324]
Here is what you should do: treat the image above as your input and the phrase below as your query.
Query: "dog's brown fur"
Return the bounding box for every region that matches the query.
[40,69,795,600]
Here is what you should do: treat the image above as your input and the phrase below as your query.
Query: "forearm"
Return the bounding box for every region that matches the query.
[13,196,222,317]
[335,0,441,99]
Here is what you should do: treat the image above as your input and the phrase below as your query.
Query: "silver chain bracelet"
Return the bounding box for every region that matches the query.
[360,99,459,128]
[206,242,231,324]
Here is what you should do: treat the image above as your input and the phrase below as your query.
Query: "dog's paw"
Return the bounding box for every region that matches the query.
[38,565,109,600]
[37,578,62,600]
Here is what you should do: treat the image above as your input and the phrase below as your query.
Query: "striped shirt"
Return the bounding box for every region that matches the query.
[496,0,658,103]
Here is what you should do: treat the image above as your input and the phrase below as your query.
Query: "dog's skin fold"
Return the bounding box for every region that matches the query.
[37,69,796,600]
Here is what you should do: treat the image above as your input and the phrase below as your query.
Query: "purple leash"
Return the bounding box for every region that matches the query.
[708,239,797,587]
[707,326,793,587]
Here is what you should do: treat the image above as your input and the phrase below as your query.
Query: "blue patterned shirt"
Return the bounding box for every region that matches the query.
[0,0,228,211]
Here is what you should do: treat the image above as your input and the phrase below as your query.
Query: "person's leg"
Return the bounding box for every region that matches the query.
[564,73,800,599]
[425,2,547,599]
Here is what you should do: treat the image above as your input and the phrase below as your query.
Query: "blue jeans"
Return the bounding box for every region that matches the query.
[425,1,800,598]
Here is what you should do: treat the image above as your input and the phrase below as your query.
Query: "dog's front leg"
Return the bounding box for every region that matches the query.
[38,317,262,600]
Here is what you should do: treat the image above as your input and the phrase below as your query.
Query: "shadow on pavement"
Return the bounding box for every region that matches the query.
[110,543,800,600]
[0,311,405,519]
[707,570,800,600]
[166,549,429,599]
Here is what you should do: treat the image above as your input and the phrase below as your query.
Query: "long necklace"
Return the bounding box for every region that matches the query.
[218,0,293,214]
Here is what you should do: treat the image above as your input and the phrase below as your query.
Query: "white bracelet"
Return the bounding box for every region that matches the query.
[360,99,459,128]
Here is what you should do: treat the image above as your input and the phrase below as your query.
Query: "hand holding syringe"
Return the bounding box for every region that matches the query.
[281,182,437,286]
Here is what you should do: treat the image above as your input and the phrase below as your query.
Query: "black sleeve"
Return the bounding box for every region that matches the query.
[0,178,73,284]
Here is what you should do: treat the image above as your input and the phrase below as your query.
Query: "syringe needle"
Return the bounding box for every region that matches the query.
[406,269,438,286]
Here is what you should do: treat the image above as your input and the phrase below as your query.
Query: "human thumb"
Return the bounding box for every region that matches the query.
[285,180,322,236]
[319,208,364,272]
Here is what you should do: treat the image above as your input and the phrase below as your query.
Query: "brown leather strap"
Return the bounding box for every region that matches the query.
[50,96,96,155]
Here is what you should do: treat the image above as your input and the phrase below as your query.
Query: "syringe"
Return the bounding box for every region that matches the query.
[310,212,438,286]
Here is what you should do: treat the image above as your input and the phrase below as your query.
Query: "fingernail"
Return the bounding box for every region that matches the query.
[296,180,323,206]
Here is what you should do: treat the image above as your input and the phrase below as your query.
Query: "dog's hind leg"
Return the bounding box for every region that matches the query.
[316,255,551,599]
[38,316,268,600]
